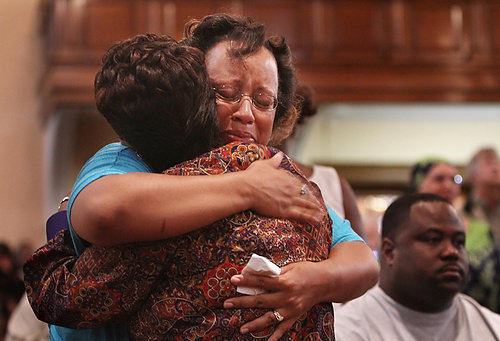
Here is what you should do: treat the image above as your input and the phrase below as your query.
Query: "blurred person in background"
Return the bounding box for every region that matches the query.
[280,85,366,240]
[409,158,462,204]
[5,292,48,341]
[463,147,500,313]
[0,244,24,340]
[4,211,61,341]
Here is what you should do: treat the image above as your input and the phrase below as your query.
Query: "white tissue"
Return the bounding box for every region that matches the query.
[236,254,281,295]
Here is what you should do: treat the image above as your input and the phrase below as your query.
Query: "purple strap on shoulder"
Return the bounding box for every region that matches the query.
[46,210,69,241]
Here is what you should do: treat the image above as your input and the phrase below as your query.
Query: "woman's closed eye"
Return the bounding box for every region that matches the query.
[213,84,278,111]
[215,85,240,101]
[253,92,276,109]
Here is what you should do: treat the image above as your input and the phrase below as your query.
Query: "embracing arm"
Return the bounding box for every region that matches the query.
[223,241,379,340]
[26,150,323,327]
[24,229,172,328]
[310,241,378,303]
[73,153,322,246]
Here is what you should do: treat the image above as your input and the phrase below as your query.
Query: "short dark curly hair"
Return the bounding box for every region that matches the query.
[183,13,298,146]
[95,34,220,172]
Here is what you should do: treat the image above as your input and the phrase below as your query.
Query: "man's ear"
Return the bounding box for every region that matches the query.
[381,237,395,266]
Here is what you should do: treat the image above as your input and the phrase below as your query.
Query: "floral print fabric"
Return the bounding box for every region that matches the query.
[25,142,334,340]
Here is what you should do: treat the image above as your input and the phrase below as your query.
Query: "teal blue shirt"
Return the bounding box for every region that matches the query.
[67,143,151,256]
[51,143,150,341]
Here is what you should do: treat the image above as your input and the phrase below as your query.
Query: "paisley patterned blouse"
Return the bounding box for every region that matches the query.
[25,142,334,340]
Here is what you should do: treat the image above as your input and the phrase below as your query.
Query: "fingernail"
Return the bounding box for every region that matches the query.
[241,327,249,334]
[224,301,233,309]
[231,275,242,284]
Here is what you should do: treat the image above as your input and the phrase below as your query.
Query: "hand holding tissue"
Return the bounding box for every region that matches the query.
[236,254,281,295]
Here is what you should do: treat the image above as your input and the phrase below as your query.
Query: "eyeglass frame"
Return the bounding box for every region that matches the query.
[212,84,278,112]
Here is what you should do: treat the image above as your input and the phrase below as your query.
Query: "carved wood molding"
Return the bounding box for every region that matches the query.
[39,0,500,117]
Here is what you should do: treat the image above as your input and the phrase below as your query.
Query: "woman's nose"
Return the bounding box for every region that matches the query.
[232,97,255,124]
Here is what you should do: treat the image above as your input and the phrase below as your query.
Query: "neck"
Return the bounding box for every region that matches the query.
[379,275,455,313]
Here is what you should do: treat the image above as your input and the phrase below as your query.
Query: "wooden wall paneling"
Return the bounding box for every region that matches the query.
[469,0,500,63]
[45,0,88,63]
[389,0,411,61]
[42,0,66,57]
[85,1,135,50]
[137,0,168,34]
[483,1,500,60]
[163,0,236,40]
[470,0,488,63]
[44,0,142,64]
[38,0,500,113]
[297,61,500,102]
[459,1,473,62]
[310,0,392,63]
[406,1,472,63]
[238,0,313,62]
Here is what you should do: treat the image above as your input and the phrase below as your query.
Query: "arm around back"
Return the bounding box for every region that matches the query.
[320,240,379,303]
[71,152,324,246]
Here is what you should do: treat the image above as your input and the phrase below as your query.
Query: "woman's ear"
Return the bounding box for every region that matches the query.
[381,237,395,266]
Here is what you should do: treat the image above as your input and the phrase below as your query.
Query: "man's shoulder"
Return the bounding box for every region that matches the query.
[454,294,500,338]
[334,286,393,340]
[456,293,500,319]
[336,286,385,313]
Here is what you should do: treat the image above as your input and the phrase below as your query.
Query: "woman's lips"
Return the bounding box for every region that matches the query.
[223,131,256,143]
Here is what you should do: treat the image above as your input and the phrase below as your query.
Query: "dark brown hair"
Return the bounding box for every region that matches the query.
[183,13,298,146]
[95,34,220,172]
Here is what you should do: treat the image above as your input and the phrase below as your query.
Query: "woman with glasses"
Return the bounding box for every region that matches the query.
[27,14,378,340]
[184,15,376,337]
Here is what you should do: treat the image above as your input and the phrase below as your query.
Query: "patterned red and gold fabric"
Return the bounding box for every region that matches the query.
[25,142,334,340]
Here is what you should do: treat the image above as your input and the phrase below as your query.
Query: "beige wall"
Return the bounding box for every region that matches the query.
[294,103,500,168]
[0,0,45,249]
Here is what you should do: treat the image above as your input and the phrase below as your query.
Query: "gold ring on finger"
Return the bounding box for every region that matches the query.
[273,309,284,322]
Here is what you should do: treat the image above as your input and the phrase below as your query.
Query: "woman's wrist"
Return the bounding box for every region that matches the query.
[231,171,257,211]
[324,242,379,303]
[309,259,338,303]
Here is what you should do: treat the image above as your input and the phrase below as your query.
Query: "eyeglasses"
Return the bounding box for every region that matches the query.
[212,84,278,111]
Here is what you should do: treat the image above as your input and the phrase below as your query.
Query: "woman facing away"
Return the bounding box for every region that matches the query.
[25,14,378,340]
